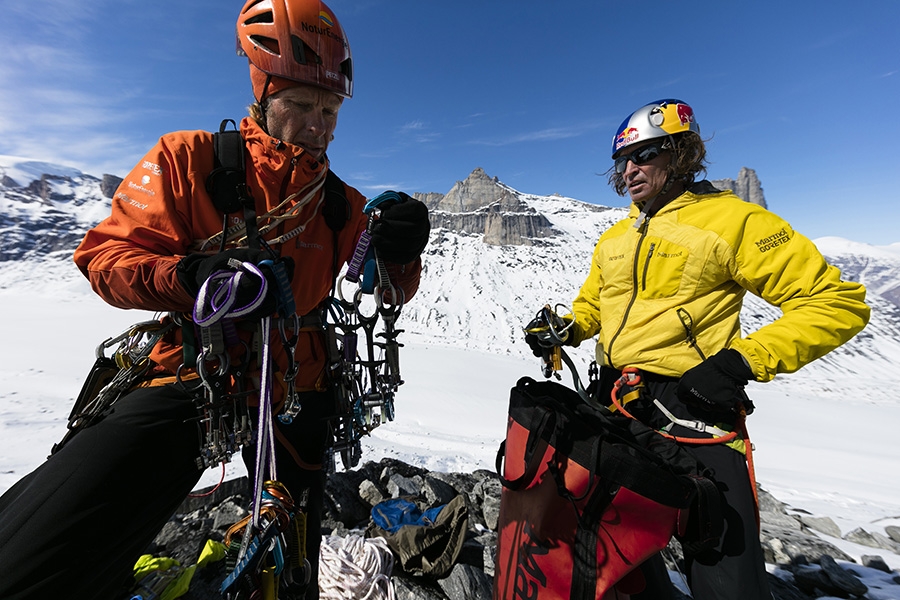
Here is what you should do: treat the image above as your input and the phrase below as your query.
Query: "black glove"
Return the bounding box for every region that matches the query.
[524,332,545,357]
[676,349,754,416]
[523,307,572,357]
[370,192,430,264]
[177,248,295,318]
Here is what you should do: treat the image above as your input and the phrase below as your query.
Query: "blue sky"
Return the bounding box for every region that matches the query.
[2,0,898,245]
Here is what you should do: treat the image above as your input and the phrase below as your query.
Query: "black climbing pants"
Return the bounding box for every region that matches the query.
[0,384,337,600]
[0,384,203,600]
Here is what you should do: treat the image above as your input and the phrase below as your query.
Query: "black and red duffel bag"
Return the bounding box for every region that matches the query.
[494,377,720,599]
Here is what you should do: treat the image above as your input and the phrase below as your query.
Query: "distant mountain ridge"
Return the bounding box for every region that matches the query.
[2,156,898,400]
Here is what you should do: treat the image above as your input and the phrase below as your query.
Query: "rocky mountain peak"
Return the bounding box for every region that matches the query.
[416,168,556,246]
[433,167,524,213]
[711,167,767,208]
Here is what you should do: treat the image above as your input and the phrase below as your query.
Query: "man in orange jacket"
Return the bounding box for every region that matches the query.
[0,1,430,598]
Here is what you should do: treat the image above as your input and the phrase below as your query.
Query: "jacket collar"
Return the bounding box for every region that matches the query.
[628,179,727,219]
[239,117,328,179]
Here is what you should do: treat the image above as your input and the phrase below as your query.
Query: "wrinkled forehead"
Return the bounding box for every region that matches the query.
[272,83,344,109]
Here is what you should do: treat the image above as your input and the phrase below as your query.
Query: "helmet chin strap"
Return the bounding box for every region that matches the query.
[633,184,669,232]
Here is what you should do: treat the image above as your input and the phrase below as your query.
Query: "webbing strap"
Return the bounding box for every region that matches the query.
[571,479,614,600]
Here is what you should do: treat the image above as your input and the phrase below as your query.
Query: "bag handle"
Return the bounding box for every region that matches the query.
[496,405,556,491]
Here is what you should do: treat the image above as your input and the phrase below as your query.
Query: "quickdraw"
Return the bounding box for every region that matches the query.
[324,191,405,471]
[523,304,595,405]
[221,481,310,599]
[52,318,176,454]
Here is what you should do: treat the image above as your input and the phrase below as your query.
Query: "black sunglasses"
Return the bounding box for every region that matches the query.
[614,142,667,174]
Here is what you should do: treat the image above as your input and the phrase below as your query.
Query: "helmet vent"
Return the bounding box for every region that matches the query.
[291,35,321,65]
[249,34,280,56]
[244,11,274,25]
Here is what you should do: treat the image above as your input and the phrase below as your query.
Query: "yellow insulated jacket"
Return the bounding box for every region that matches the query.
[570,182,870,382]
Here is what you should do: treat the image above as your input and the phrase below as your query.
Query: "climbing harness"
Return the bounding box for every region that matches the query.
[609,368,740,445]
[525,306,760,527]
[607,369,760,529]
[60,119,411,598]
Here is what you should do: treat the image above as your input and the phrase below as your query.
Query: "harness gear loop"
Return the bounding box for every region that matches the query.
[610,368,739,445]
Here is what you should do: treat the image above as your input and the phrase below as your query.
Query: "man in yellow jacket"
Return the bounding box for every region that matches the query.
[535,99,869,599]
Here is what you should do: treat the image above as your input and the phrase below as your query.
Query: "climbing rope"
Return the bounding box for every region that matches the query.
[319,534,395,600]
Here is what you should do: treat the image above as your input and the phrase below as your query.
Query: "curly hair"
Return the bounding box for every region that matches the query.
[248,102,267,130]
[607,132,708,197]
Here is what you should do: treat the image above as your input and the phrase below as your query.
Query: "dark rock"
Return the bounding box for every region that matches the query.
[710,167,767,208]
[418,473,459,507]
[138,461,900,600]
[437,563,493,600]
[761,523,854,565]
[844,526,900,552]
[324,467,372,527]
[386,472,420,498]
[798,515,841,538]
[422,168,559,246]
[101,173,123,198]
[769,572,817,599]
[861,554,892,573]
[818,554,868,597]
[359,478,386,507]
[792,565,834,595]
[392,576,447,600]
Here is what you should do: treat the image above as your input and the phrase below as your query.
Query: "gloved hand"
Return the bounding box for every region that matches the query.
[523,307,573,357]
[177,248,295,318]
[524,331,545,357]
[370,192,430,264]
[676,348,755,416]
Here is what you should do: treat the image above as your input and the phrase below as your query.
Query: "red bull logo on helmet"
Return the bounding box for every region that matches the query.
[676,103,694,126]
[656,101,695,134]
[614,127,640,152]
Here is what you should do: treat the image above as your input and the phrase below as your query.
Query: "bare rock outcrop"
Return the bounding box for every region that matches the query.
[711,166,767,207]
[417,168,557,246]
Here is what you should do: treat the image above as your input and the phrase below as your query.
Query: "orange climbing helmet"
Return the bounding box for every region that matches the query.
[237,0,353,100]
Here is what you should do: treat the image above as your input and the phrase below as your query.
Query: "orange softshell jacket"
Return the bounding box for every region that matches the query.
[74,117,421,402]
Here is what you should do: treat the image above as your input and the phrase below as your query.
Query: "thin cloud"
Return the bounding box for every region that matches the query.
[398,120,440,144]
[469,121,604,147]
[358,183,408,192]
